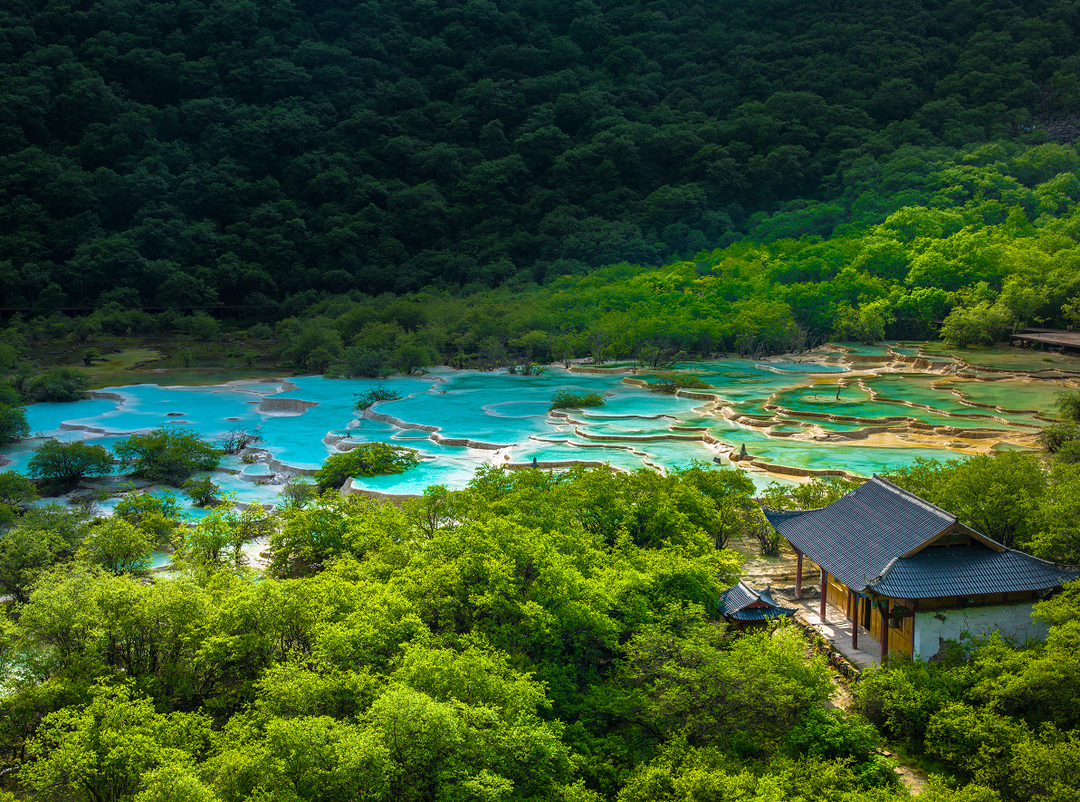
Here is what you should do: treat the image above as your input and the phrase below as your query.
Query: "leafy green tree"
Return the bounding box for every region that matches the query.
[279,317,343,373]
[114,489,184,543]
[787,709,895,789]
[113,427,220,486]
[343,346,392,378]
[277,477,318,510]
[760,477,862,511]
[0,503,91,602]
[354,385,403,410]
[391,340,437,375]
[27,439,114,484]
[174,503,271,568]
[833,302,891,344]
[1063,294,1080,328]
[621,609,832,744]
[671,462,755,550]
[22,684,212,802]
[940,302,1012,347]
[645,373,713,394]
[79,517,155,574]
[314,443,421,491]
[1030,463,1080,564]
[178,312,221,341]
[1038,424,1080,454]
[885,455,1046,549]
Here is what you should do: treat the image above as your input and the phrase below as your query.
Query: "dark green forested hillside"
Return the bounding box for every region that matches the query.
[3,0,1080,309]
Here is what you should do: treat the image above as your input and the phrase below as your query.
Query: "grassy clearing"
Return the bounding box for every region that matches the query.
[36,337,286,388]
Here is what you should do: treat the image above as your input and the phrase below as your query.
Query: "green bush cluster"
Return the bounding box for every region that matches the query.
[353,385,404,411]
[314,443,422,491]
[550,389,606,409]
[645,372,713,394]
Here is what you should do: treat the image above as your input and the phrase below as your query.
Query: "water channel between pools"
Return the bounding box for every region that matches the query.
[5,345,1079,539]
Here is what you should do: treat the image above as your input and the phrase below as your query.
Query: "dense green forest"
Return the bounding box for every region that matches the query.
[5,464,1074,802]
[4,139,1080,380]
[4,0,1080,310]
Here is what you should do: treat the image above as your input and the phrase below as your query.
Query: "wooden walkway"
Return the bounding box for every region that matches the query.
[791,597,881,671]
[1010,328,1080,352]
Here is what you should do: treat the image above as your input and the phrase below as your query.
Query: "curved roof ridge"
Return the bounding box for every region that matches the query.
[870,474,956,524]
[872,555,901,585]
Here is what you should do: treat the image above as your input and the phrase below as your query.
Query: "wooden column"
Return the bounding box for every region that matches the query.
[795,549,803,600]
[845,589,852,620]
[880,602,890,663]
[852,594,859,649]
[819,567,827,623]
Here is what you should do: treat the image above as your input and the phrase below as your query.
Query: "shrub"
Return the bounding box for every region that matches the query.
[549,390,606,409]
[787,709,896,788]
[852,659,970,748]
[646,372,713,394]
[24,367,91,402]
[354,384,404,410]
[315,443,421,491]
[924,702,1028,789]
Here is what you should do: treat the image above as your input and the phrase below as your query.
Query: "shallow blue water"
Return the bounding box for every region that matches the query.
[1,358,1059,504]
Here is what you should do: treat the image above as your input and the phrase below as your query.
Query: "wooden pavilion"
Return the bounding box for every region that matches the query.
[763,476,1080,661]
[719,580,797,628]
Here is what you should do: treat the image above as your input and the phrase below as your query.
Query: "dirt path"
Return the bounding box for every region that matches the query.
[820,651,928,795]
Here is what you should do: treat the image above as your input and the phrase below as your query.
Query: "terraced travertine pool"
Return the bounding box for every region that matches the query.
[4,343,1077,517]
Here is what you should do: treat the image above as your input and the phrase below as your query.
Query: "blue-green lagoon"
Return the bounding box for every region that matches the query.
[3,350,1069,511]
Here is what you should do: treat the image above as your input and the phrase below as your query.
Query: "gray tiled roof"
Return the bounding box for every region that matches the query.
[719,580,797,619]
[870,545,1080,599]
[763,476,958,592]
[728,606,797,621]
[719,580,758,616]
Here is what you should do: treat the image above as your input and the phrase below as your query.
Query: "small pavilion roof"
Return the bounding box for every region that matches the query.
[720,580,797,621]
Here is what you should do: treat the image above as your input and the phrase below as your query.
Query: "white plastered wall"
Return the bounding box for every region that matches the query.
[913,603,1048,660]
